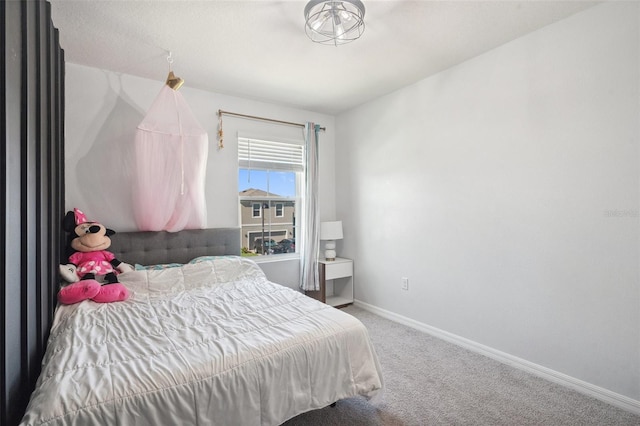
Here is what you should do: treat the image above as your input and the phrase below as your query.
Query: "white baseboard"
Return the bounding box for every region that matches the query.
[354,300,640,416]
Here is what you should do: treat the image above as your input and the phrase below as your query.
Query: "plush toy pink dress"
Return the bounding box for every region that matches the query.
[58,208,131,304]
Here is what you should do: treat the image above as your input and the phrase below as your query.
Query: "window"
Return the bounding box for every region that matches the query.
[238,137,303,256]
[252,203,261,218]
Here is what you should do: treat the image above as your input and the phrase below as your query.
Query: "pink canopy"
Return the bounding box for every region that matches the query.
[132,85,208,232]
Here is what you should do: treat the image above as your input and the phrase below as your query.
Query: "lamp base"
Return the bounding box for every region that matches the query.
[324,243,336,261]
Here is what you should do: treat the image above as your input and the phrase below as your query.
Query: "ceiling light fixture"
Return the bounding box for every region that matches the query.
[304,0,365,46]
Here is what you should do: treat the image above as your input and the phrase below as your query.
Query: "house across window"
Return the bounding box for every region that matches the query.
[252,203,261,218]
[238,137,303,256]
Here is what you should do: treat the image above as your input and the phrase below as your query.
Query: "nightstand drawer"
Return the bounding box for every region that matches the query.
[325,261,353,280]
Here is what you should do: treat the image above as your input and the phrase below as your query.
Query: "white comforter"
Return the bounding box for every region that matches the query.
[21,257,383,426]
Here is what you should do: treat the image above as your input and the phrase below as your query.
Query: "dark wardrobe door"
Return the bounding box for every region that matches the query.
[1,1,65,424]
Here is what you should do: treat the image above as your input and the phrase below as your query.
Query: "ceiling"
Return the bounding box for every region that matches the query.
[49,0,599,115]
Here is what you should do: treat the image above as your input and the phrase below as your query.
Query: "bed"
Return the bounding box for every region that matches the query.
[20,228,383,425]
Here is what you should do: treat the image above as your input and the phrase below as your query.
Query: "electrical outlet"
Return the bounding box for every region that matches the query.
[401,277,409,291]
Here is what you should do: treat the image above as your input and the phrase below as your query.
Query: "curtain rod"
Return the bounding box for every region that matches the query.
[218,109,326,132]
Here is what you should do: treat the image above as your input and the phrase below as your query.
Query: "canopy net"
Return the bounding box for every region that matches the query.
[133,85,208,231]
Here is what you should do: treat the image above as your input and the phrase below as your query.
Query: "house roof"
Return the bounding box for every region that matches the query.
[240,188,269,197]
[239,188,284,198]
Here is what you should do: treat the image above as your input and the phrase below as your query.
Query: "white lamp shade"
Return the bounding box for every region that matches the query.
[320,221,343,240]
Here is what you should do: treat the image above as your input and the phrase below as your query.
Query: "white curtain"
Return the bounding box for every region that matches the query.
[300,123,320,291]
[132,85,208,232]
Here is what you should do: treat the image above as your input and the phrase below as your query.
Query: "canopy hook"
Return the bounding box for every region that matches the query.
[167,51,174,71]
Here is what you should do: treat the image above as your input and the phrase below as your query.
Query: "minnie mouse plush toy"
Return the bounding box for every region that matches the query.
[58,208,133,304]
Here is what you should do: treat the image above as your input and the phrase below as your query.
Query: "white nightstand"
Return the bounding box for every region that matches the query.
[306,258,353,308]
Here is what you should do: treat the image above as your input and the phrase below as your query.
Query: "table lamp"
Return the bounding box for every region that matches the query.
[320,221,343,261]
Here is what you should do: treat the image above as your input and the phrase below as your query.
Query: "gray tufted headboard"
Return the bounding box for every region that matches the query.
[109,228,241,266]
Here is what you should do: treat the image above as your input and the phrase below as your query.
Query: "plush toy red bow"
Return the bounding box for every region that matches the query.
[58,208,133,304]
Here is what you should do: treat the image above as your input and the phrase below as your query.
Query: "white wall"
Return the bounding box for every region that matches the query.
[64,64,336,288]
[336,1,639,402]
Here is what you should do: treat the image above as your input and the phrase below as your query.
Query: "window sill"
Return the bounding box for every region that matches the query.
[249,253,300,264]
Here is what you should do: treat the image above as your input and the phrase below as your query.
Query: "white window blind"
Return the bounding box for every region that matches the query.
[238,137,304,172]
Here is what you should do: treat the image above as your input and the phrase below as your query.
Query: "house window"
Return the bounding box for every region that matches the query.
[252,203,261,218]
[238,137,303,256]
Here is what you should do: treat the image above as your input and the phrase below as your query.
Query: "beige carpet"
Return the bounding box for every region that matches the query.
[283,305,640,425]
